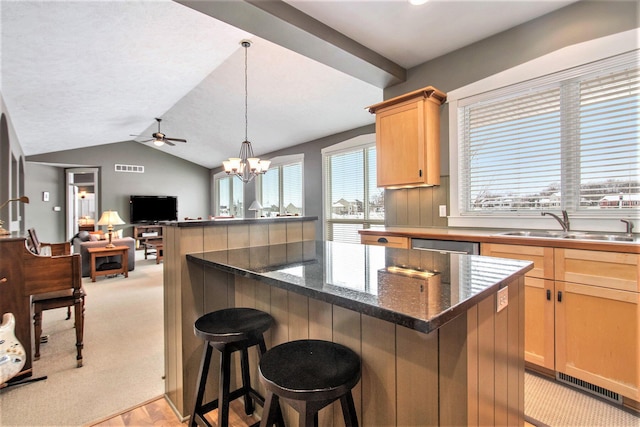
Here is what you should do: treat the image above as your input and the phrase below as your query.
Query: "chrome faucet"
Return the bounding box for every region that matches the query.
[541,210,570,231]
[621,219,635,234]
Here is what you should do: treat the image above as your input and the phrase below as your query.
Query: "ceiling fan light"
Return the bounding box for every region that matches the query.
[153,138,164,147]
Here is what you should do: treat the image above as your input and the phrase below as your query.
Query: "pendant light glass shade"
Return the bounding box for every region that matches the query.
[223,40,270,183]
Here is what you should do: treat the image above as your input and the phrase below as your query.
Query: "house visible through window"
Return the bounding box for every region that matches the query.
[214,174,244,218]
[322,135,384,243]
[256,154,304,217]
[456,52,638,219]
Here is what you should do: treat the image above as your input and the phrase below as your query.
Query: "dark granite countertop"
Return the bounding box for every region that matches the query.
[160,216,318,228]
[187,241,532,334]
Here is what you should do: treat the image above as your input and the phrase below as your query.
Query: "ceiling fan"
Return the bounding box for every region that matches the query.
[131,118,187,147]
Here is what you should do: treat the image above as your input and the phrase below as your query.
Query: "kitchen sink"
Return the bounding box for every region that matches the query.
[496,230,636,242]
[497,230,566,238]
[563,233,635,242]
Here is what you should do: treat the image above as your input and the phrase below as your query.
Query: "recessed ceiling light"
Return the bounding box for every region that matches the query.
[409,0,429,5]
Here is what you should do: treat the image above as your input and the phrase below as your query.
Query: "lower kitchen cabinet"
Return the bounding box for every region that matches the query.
[554,248,639,401]
[360,233,410,249]
[481,244,555,369]
[482,243,640,403]
[523,277,555,370]
[554,280,639,400]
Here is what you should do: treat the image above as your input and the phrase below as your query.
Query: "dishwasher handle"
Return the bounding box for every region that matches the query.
[411,239,480,255]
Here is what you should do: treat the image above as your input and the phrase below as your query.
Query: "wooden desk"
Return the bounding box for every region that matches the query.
[87,246,129,282]
[144,240,163,264]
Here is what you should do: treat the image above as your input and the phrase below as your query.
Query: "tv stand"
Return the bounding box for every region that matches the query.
[133,224,163,249]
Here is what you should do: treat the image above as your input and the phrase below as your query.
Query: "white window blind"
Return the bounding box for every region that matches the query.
[577,68,639,210]
[323,143,383,243]
[257,156,303,217]
[458,52,639,216]
[214,175,244,218]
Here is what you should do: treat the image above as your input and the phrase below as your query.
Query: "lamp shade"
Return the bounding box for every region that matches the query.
[248,200,263,211]
[97,210,125,226]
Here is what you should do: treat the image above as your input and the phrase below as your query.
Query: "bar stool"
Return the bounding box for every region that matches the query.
[259,339,361,427]
[191,307,276,427]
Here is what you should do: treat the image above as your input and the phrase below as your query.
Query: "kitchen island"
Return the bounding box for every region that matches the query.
[175,240,532,426]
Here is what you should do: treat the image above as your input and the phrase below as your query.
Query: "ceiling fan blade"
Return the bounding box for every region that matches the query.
[165,137,187,143]
[139,138,153,143]
[164,140,175,146]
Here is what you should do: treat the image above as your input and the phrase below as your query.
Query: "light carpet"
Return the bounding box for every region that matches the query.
[0,252,165,426]
[525,371,639,427]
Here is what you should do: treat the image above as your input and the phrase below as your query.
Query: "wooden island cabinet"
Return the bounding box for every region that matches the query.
[183,242,531,426]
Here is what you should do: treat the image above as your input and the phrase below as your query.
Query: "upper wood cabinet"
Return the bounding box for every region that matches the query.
[367,86,446,188]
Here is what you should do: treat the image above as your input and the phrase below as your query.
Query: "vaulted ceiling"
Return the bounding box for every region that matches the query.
[1,0,576,168]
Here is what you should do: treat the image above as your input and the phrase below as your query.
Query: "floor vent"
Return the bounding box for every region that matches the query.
[556,372,622,404]
[115,164,144,173]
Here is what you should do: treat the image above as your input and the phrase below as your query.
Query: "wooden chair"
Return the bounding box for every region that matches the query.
[27,228,70,256]
[22,236,85,367]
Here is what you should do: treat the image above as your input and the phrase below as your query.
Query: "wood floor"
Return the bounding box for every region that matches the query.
[89,396,259,427]
[90,395,537,427]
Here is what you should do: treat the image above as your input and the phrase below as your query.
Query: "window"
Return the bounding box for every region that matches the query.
[322,134,384,243]
[256,155,304,217]
[453,50,638,228]
[214,173,244,218]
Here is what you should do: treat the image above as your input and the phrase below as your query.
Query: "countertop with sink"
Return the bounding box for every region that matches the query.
[359,227,640,254]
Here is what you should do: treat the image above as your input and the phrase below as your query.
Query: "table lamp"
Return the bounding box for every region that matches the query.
[97,210,125,248]
[248,200,263,218]
[0,196,29,235]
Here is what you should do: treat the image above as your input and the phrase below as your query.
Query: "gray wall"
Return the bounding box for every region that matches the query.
[27,141,211,242]
[24,164,66,242]
[382,0,639,227]
[0,94,28,235]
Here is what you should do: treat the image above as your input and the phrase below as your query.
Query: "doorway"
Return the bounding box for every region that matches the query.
[66,167,100,240]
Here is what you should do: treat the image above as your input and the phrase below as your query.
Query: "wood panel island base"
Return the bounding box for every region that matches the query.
[174,239,532,427]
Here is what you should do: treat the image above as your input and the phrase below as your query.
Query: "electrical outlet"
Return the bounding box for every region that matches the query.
[439,205,447,217]
[497,287,509,312]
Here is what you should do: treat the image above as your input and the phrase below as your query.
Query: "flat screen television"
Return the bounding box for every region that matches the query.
[129,195,178,224]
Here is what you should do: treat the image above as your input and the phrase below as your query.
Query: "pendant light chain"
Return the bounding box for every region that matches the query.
[244,40,249,143]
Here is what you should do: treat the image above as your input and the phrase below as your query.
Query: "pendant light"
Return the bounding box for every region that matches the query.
[223,40,270,183]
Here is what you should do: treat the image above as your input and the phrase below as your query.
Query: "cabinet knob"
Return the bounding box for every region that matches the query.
[0,277,7,284]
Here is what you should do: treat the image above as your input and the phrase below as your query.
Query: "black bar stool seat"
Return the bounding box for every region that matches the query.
[191,307,275,427]
[259,339,361,427]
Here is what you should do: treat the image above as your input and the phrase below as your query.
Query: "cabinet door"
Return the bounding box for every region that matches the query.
[555,248,639,292]
[555,281,639,400]
[481,243,554,279]
[524,278,555,369]
[360,234,410,249]
[376,100,424,187]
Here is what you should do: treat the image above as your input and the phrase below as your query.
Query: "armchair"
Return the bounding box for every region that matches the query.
[22,236,85,367]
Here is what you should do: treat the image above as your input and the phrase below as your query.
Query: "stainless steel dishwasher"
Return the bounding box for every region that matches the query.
[411,238,480,255]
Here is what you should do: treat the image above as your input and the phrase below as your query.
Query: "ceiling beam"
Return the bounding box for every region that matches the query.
[176,0,406,88]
